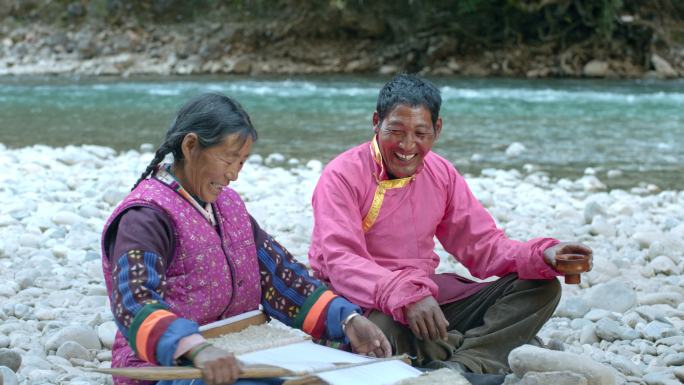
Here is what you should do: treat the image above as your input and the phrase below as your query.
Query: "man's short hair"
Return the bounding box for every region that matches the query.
[376,74,442,128]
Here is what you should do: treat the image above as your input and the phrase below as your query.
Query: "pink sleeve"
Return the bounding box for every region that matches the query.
[436,170,560,280]
[310,169,437,325]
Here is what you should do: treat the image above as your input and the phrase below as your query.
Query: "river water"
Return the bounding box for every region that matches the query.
[1,75,682,189]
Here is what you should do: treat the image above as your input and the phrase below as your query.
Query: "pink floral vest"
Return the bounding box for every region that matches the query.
[101,177,261,380]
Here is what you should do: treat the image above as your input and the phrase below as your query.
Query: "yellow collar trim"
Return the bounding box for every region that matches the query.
[362,138,414,232]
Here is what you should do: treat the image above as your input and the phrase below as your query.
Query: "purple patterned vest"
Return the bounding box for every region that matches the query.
[101,177,261,377]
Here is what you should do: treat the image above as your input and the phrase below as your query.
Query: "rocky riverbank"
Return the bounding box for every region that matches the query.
[1,20,682,78]
[0,144,683,384]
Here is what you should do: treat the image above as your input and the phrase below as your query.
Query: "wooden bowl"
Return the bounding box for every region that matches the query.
[556,253,590,284]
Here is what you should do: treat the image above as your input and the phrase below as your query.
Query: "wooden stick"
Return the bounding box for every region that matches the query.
[93,355,409,382]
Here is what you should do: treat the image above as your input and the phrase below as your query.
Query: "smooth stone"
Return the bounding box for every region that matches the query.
[97,322,117,349]
[13,303,32,320]
[0,366,19,385]
[508,345,616,385]
[585,281,637,313]
[621,312,645,328]
[26,368,60,382]
[52,211,84,226]
[20,355,52,370]
[663,352,684,366]
[18,233,42,248]
[656,336,684,346]
[0,335,9,348]
[557,297,591,319]
[9,332,30,348]
[51,245,69,258]
[595,318,639,341]
[635,305,669,322]
[580,324,599,345]
[102,188,126,206]
[674,367,684,381]
[571,318,593,330]
[639,292,684,307]
[34,308,56,321]
[648,256,678,276]
[590,216,616,237]
[0,349,21,372]
[96,350,112,361]
[0,284,17,297]
[79,296,108,308]
[505,142,526,157]
[643,370,680,385]
[585,309,614,322]
[607,353,642,377]
[14,270,38,289]
[642,321,677,341]
[45,325,101,351]
[584,201,605,224]
[56,341,90,361]
[519,371,588,385]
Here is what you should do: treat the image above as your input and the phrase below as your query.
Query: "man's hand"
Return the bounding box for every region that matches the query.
[543,242,593,272]
[404,296,449,341]
[189,344,241,385]
[344,315,392,358]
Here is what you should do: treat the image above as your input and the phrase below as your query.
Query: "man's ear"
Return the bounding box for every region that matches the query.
[181,133,199,160]
[434,117,442,140]
[372,111,380,134]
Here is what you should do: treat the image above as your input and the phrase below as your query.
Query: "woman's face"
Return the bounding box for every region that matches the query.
[176,132,253,203]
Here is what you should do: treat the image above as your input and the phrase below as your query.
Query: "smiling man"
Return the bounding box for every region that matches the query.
[308,74,592,382]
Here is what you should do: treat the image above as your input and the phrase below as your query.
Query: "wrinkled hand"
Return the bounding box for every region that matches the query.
[344,315,392,358]
[544,242,594,272]
[190,345,242,385]
[404,296,449,341]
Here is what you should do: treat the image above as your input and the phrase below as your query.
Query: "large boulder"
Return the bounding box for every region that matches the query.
[0,349,21,372]
[44,325,101,352]
[585,281,636,313]
[508,345,617,385]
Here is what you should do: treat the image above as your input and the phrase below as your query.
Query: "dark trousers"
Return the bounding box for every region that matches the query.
[368,274,561,375]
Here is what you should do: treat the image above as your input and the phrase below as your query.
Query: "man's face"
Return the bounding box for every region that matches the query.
[373,104,441,179]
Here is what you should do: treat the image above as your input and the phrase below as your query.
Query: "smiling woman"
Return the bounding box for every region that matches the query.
[100,92,392,385]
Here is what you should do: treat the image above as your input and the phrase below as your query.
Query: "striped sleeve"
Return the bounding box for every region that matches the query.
[251,216,360,341]
[109,250,199,365]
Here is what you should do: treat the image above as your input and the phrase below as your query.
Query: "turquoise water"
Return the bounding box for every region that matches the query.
[1,75,682,189]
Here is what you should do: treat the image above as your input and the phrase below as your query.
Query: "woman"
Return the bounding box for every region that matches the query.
[101,93,391,385]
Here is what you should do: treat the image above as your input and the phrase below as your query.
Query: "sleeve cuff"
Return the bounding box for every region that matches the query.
[325,297,362,340]
[156,318,201,366]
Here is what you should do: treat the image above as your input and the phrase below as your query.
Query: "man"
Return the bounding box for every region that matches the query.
[308,74,592,380]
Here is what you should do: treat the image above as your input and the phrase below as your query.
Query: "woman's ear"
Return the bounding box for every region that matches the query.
[180,133,199,160]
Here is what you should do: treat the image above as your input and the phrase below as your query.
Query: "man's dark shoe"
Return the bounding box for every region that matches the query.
[532,336,564,351]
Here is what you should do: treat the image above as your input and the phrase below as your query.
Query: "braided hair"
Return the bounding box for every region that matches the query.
[133,93,257,190]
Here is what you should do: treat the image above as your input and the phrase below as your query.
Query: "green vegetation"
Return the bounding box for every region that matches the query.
[3,0,683,68]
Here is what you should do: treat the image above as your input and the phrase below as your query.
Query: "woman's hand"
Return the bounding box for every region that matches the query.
[344,315,392,358]
[189,344,242,385]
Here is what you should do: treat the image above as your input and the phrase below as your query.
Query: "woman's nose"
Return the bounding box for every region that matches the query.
[226,165,240,182]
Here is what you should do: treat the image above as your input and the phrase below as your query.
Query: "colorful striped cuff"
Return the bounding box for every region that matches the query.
[128,303,178,363]
[303,290,337,337]
[293,286,339,339]
[293,285,327,329]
